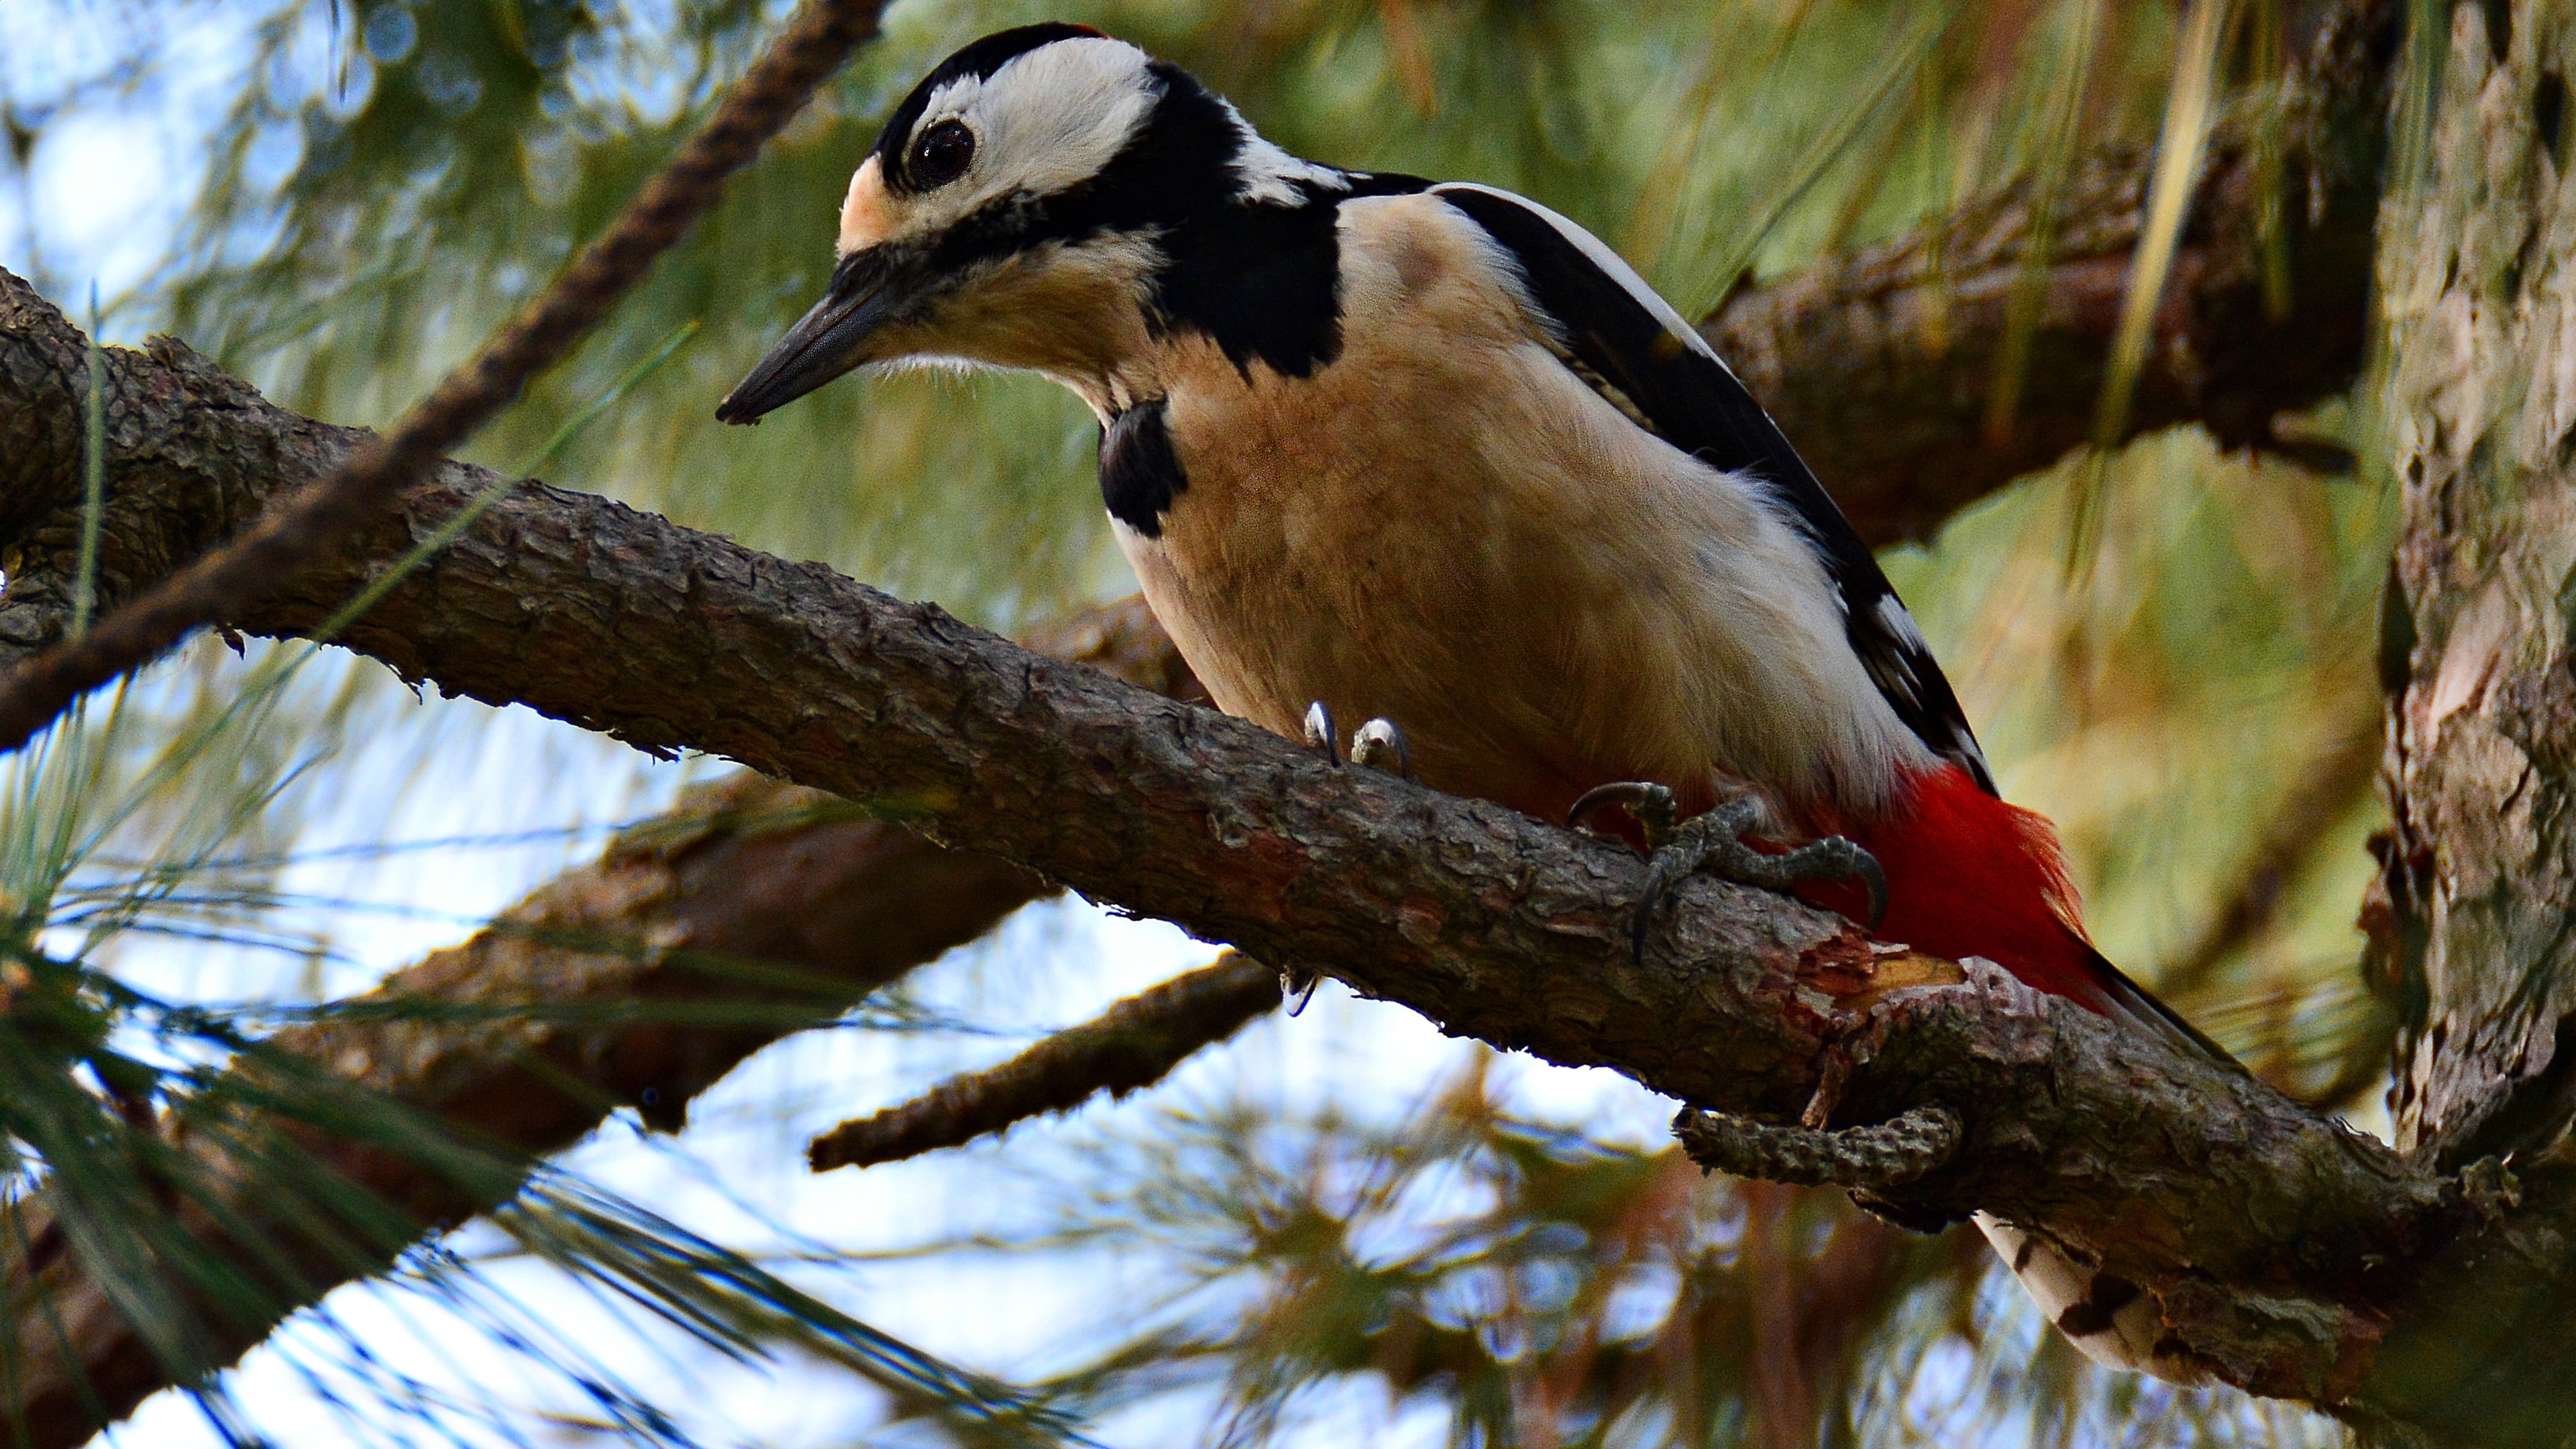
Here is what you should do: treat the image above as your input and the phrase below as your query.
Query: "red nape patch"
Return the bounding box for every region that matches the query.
[1790,764,2121,1015]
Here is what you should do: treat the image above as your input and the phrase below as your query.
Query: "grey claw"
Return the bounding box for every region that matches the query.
[1350,717,1413,779]
[1633,855,1673,962]
[1851,845,1890,932]
[1566,780,1678,848]
[1278,963,1324,1016]
[1302,702,1340,765]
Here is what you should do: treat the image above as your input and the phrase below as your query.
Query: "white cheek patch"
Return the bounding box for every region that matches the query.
[883,38,1157,243]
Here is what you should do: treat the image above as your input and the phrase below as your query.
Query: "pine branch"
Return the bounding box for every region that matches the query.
[0,0,891,755]
[0,9,2447,1425]
[1709,0,2396,544]
[0,595,1191,1449]
[808,952,1281,1172]
[0,255,2517,1436]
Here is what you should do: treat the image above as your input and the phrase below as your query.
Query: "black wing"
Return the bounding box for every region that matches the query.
[1432,182,1995,794]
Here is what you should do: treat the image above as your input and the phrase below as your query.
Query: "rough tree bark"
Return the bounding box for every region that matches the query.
[0,262,2555,1441]
[1,1,2509,1436]
[2365,4,2576,1444]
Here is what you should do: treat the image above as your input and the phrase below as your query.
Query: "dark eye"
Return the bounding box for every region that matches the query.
[912,119,975,188]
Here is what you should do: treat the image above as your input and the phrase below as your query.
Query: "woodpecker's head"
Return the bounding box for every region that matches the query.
[717,23,1362,423]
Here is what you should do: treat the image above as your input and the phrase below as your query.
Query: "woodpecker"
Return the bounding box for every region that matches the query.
[718,23,2228,1377]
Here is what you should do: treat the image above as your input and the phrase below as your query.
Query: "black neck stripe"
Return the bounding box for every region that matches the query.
[1100,398,1186,535]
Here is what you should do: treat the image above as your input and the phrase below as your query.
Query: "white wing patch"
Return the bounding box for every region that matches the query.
[1874,594,1929,651]
[1432,182,1725,368]
[1866,596,1992,782]
[1227,99,1350,205]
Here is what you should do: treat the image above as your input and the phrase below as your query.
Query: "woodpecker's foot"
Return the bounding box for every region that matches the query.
[1568,789,1889,960]
[1301,704,1416,780]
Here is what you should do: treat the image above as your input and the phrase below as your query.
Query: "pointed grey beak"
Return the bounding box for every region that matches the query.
[716,251,906,424]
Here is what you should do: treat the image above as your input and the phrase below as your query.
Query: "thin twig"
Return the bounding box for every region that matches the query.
[809,954,1283,1171]
[0,0,888,756]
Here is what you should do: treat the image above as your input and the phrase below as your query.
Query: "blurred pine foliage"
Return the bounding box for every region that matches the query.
[0,0,2387,1443]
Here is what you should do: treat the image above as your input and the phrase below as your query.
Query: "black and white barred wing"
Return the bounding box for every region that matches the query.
[1431,182,1995,795]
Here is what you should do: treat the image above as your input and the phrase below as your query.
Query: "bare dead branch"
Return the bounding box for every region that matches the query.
[0,0,890,756]
[809,952,1282,1171]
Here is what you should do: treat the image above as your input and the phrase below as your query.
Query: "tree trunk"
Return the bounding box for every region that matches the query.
[2366,3,2576,1441]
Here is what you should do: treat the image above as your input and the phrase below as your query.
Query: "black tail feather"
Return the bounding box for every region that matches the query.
[2083,941,2244,1071]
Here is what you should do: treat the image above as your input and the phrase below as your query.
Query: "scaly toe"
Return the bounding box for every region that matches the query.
[1727,834,1890,932]
[1627,800,1890,955]
[1627,802,1748,961]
